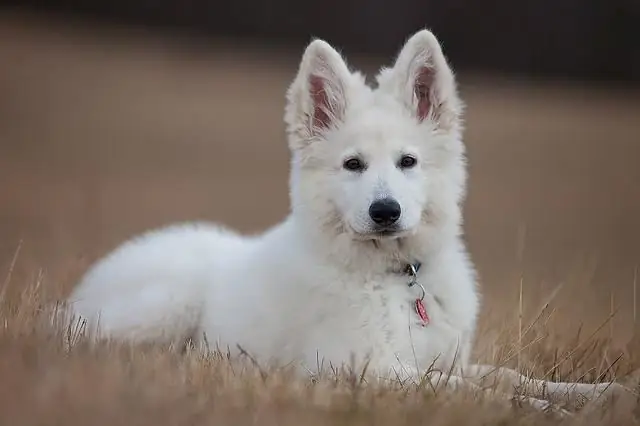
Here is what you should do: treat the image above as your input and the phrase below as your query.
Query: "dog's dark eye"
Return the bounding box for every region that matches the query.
[398,155,417,169]
[343,158,365,172]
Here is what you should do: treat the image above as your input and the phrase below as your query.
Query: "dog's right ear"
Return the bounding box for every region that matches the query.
[285,39,351,146]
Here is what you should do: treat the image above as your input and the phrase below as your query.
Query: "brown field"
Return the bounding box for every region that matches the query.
[1,12,639,425]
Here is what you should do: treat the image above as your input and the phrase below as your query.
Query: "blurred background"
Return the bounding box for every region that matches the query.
[0,4,638,344]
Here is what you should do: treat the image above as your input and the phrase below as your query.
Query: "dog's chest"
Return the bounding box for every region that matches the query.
[302,271,464,372]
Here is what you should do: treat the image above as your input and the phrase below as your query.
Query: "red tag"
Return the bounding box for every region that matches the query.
[415,299,429,326]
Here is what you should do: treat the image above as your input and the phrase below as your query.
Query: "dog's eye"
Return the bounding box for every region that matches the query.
[343,158,365,172]
[398,155,417,169]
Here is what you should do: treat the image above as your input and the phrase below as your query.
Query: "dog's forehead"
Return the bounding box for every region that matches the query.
[339,99,422,151]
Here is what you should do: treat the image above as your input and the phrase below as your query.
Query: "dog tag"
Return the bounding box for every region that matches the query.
[415,299,429,326]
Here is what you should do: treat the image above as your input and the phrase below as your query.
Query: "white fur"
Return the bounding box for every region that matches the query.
[61,30,632,412]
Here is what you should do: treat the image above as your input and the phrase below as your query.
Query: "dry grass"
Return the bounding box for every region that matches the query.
[1,246,639,426]
[1,11,640,425]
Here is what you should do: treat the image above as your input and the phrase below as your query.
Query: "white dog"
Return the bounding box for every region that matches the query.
[60,30,632,412]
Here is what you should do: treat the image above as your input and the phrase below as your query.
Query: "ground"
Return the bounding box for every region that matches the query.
[0,12,639,425]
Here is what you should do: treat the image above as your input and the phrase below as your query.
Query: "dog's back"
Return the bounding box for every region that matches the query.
[64,222,246,344]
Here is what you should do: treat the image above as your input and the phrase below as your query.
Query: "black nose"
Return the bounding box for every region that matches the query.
[369,198,401,227]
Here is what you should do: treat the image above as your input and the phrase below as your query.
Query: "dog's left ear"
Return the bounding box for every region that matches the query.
[388,30,461,131]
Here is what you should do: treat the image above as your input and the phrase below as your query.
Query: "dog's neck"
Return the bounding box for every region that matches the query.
[292,217,452,276]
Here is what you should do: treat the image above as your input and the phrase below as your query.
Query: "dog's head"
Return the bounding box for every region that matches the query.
[285,30,466,243]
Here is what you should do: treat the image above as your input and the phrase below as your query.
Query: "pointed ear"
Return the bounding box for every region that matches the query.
[285,39,352,145]
[388,30,461,130]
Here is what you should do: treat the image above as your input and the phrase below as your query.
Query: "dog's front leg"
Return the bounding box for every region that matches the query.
[424,371,571,416]
[462,364,635,410]
[365,364,570,415]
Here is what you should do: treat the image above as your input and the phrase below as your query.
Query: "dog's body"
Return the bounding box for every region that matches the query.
[68,219,477,379]
[62,31,631,411]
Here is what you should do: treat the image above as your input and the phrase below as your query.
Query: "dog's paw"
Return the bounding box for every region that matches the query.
[621,367,640,390]
[580,381,638,414]
[594,382,634,399]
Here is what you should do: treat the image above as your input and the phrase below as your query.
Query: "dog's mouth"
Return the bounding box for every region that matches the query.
[352,228,411,241]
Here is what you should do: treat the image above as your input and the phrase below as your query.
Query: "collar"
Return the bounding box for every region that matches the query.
[402,261,430,326]
[403,261,422,277]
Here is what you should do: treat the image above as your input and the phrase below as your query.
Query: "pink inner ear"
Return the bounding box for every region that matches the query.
[414,66,435,121]
[309,75,332,131]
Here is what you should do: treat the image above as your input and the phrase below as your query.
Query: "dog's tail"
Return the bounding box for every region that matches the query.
[53,280,203,350]
[50,224,224,350]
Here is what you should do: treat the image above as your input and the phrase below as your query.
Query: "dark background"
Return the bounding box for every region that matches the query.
[4,0,639,83]
[0,2,638,346]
